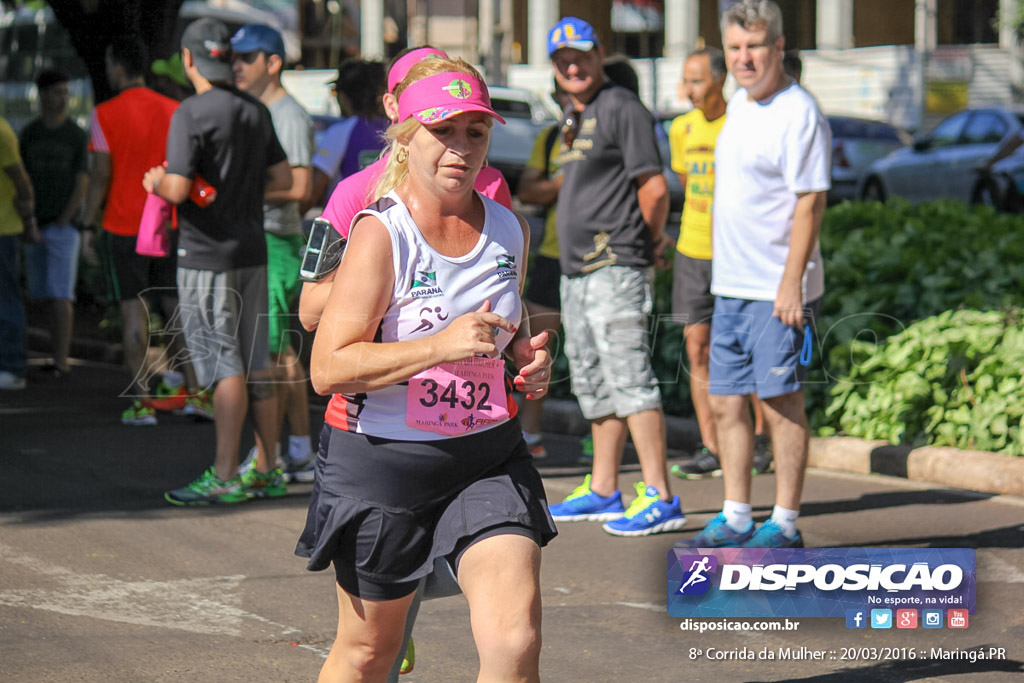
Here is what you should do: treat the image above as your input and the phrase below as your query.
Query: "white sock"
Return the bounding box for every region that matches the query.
[722,500,753,533]
[288,435,311,460]
[522,431,542,444]
[770,505,800,538]
[162,370,184,388]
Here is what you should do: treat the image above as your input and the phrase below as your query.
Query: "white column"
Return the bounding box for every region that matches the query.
[914,0,937,54]
[528,0,559,66]
[816,0,854,50]
[480,0,495,71]
[999,0,1018,50]
[360,0,385,59]
[914,0,937,130]
[665,0,700,60]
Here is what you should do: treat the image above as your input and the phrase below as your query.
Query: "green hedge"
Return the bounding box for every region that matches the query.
[814,199,1024,453]
[821,309,1024,455]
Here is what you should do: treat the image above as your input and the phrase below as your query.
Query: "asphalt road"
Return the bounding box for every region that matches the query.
[2,359,1023,682]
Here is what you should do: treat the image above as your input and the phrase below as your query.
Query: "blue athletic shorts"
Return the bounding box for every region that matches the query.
[24,224,80,301]
[708,296,821,399]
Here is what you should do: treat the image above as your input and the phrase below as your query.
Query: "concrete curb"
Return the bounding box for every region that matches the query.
[809,437,1024,497]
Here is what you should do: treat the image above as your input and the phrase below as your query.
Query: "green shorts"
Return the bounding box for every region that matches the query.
[266,232,305,355]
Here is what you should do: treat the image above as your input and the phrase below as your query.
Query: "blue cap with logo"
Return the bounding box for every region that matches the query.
[230,24,285,59]
[548,17,599,57]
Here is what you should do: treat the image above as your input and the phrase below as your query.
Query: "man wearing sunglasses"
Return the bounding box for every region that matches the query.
[544,16,685,537]
[230,23,317,485]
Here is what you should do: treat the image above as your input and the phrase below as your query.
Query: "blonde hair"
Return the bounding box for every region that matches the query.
[373,57,489,200]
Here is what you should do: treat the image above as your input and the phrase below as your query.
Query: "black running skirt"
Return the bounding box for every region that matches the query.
[295,419,557,597]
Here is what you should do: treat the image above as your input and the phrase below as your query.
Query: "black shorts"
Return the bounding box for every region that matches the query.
[671,252,715,326]
[524,255,562,310]
[99,230,178,303]
[296,420,558,601]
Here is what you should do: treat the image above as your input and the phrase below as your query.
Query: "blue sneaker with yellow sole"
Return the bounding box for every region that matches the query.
[548,474,625,522]
[602,482,687,537]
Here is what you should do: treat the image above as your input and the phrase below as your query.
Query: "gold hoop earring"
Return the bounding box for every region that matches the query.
[396,147,409,164]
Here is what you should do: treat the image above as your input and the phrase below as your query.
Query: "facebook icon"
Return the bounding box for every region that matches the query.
[846,609,866,629]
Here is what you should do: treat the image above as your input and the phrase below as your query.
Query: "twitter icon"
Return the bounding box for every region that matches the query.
[870,609,892,629]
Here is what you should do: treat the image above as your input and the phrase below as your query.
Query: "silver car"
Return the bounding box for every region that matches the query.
[486,86,561,196]
[827,116,909,204]
[859,107,1024,204]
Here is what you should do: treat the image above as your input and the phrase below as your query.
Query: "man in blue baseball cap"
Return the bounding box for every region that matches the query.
[230,23,318,486]
[547,15,600,55]
[230,23,286,61]
[544,16,684,538]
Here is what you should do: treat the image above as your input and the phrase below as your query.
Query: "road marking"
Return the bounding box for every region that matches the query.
[0,542,329,656]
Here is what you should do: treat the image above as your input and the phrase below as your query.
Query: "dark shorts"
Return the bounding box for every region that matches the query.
[524,255,562,310]
[99,230,178,303]
[296,420,558,601]
[671,253,714,326]
[708,297,822,399]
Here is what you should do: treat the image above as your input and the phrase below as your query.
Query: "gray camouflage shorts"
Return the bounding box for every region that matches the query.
[559,266,662,420]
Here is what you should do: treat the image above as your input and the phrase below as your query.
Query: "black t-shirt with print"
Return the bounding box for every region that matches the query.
[20,118,88,225]
[165,86,286,271]
[555,82,663,277]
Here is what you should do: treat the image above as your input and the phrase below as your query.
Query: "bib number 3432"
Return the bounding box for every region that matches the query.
[406,357,509,436]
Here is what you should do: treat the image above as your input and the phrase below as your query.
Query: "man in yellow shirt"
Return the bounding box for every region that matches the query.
[0,117,39,389]
[668,48,769,478]
[516,82,570,459]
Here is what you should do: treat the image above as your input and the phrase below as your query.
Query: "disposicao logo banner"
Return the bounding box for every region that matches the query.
[667,548,975,618]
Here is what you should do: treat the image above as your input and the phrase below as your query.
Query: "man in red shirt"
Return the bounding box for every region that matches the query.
[82,35,205,426]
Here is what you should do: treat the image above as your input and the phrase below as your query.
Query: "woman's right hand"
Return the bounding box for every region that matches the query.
[435,300,517,361]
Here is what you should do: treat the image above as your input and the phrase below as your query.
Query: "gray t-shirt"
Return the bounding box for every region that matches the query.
[556,82,663,276]
[264,93,313,236]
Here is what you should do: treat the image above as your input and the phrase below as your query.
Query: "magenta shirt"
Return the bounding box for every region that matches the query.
[321,157,513,237]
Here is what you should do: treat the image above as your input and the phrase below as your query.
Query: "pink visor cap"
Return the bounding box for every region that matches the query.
[398,73,506,125]
[387,47,447,92]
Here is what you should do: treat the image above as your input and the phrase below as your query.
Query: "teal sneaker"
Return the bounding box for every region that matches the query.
[602,482,686,537]
[675,513,754,548]
[241,466,288,499]
[165,468,248,506]
[744,519,804,548]
[548,474,625,522]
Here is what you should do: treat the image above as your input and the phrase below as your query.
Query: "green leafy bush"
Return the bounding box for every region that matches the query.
[822,309,1024,455]
[811,199,1024,431]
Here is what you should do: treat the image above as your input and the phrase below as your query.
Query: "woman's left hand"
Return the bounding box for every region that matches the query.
[511,331,551,399]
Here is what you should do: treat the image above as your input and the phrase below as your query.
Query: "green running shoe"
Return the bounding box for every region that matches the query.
[400,637,415,675]
[165,468,248,506]
[241,466,288,499]
[121,400,157,426]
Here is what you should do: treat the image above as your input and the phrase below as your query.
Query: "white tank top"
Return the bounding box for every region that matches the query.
[333,190,525,440]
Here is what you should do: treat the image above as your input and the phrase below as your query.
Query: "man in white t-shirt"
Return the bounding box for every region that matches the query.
[679,0,830,550]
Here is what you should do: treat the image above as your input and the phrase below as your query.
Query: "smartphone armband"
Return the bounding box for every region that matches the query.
[300,217,347,282]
